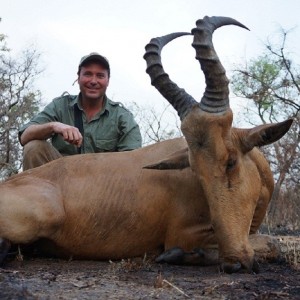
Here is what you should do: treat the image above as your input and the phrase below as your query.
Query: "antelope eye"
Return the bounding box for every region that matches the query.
[226,158,236,171]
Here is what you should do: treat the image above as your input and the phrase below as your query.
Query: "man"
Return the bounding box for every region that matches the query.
[19,52,142,170]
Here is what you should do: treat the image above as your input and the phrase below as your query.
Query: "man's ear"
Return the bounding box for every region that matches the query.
[240,119,293,153]
[143,147,190,170]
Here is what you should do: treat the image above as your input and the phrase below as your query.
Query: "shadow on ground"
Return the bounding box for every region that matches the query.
[0,254,299,299]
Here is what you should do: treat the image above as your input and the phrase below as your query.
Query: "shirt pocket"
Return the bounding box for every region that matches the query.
[95,138,118,152]
[52,135,77,155]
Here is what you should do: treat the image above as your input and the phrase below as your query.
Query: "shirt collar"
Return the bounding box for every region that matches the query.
[71,93,111,116]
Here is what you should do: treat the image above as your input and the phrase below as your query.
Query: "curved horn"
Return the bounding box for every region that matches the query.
[192,16,249,113]
[144,32,197,120]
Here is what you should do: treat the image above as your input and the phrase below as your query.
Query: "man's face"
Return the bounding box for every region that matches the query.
[78,62,110,101]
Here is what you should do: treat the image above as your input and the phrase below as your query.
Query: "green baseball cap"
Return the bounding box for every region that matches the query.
[78,52,110,72]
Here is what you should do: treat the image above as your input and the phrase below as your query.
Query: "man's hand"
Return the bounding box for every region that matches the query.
[20,122,83,147]
[52,122,83,147]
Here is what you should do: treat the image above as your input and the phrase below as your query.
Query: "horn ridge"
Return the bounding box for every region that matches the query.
[144,32,197,120]
[192,16,249,113]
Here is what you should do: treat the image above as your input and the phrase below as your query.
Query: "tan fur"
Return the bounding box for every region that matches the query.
[0,109,292,270]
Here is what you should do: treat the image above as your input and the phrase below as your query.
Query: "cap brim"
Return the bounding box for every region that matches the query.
[79,55,109,69]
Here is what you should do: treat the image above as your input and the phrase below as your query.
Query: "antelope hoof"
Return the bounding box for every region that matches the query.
[156,247,185,264]
[156,247,212,265]
[0,238,11,266]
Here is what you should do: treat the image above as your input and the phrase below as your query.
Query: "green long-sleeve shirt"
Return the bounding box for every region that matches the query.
[19,94,142,155]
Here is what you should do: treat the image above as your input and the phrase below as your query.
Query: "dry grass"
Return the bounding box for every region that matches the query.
[108,253,155,273]
[276,236,300,269]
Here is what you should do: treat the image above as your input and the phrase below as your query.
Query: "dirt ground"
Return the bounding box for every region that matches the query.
[0,236,299,300]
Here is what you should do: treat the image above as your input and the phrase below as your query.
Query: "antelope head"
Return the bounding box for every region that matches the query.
[144,16,293,273]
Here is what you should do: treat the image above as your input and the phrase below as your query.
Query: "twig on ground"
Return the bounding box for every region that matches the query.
[162,279,190,298]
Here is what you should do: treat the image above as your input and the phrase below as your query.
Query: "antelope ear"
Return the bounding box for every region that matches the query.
[241,119,293,153]
[143,148,190,170]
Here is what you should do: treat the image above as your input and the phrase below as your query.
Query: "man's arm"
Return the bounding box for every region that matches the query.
[20,122,83,147]
[117,111,142,151]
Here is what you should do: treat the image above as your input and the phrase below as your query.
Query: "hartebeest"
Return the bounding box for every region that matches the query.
[0,16,292,273]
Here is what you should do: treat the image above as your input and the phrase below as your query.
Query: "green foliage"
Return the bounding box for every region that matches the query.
[232,55,288,120]
[231,28,300,230]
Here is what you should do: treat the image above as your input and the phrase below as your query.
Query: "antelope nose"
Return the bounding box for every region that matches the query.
[220,257,260,274]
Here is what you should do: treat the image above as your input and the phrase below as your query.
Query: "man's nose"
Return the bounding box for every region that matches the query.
[90,75,98,84]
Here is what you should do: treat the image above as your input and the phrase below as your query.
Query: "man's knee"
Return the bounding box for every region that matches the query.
[23,140,62,170]
[24,140,51,156]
